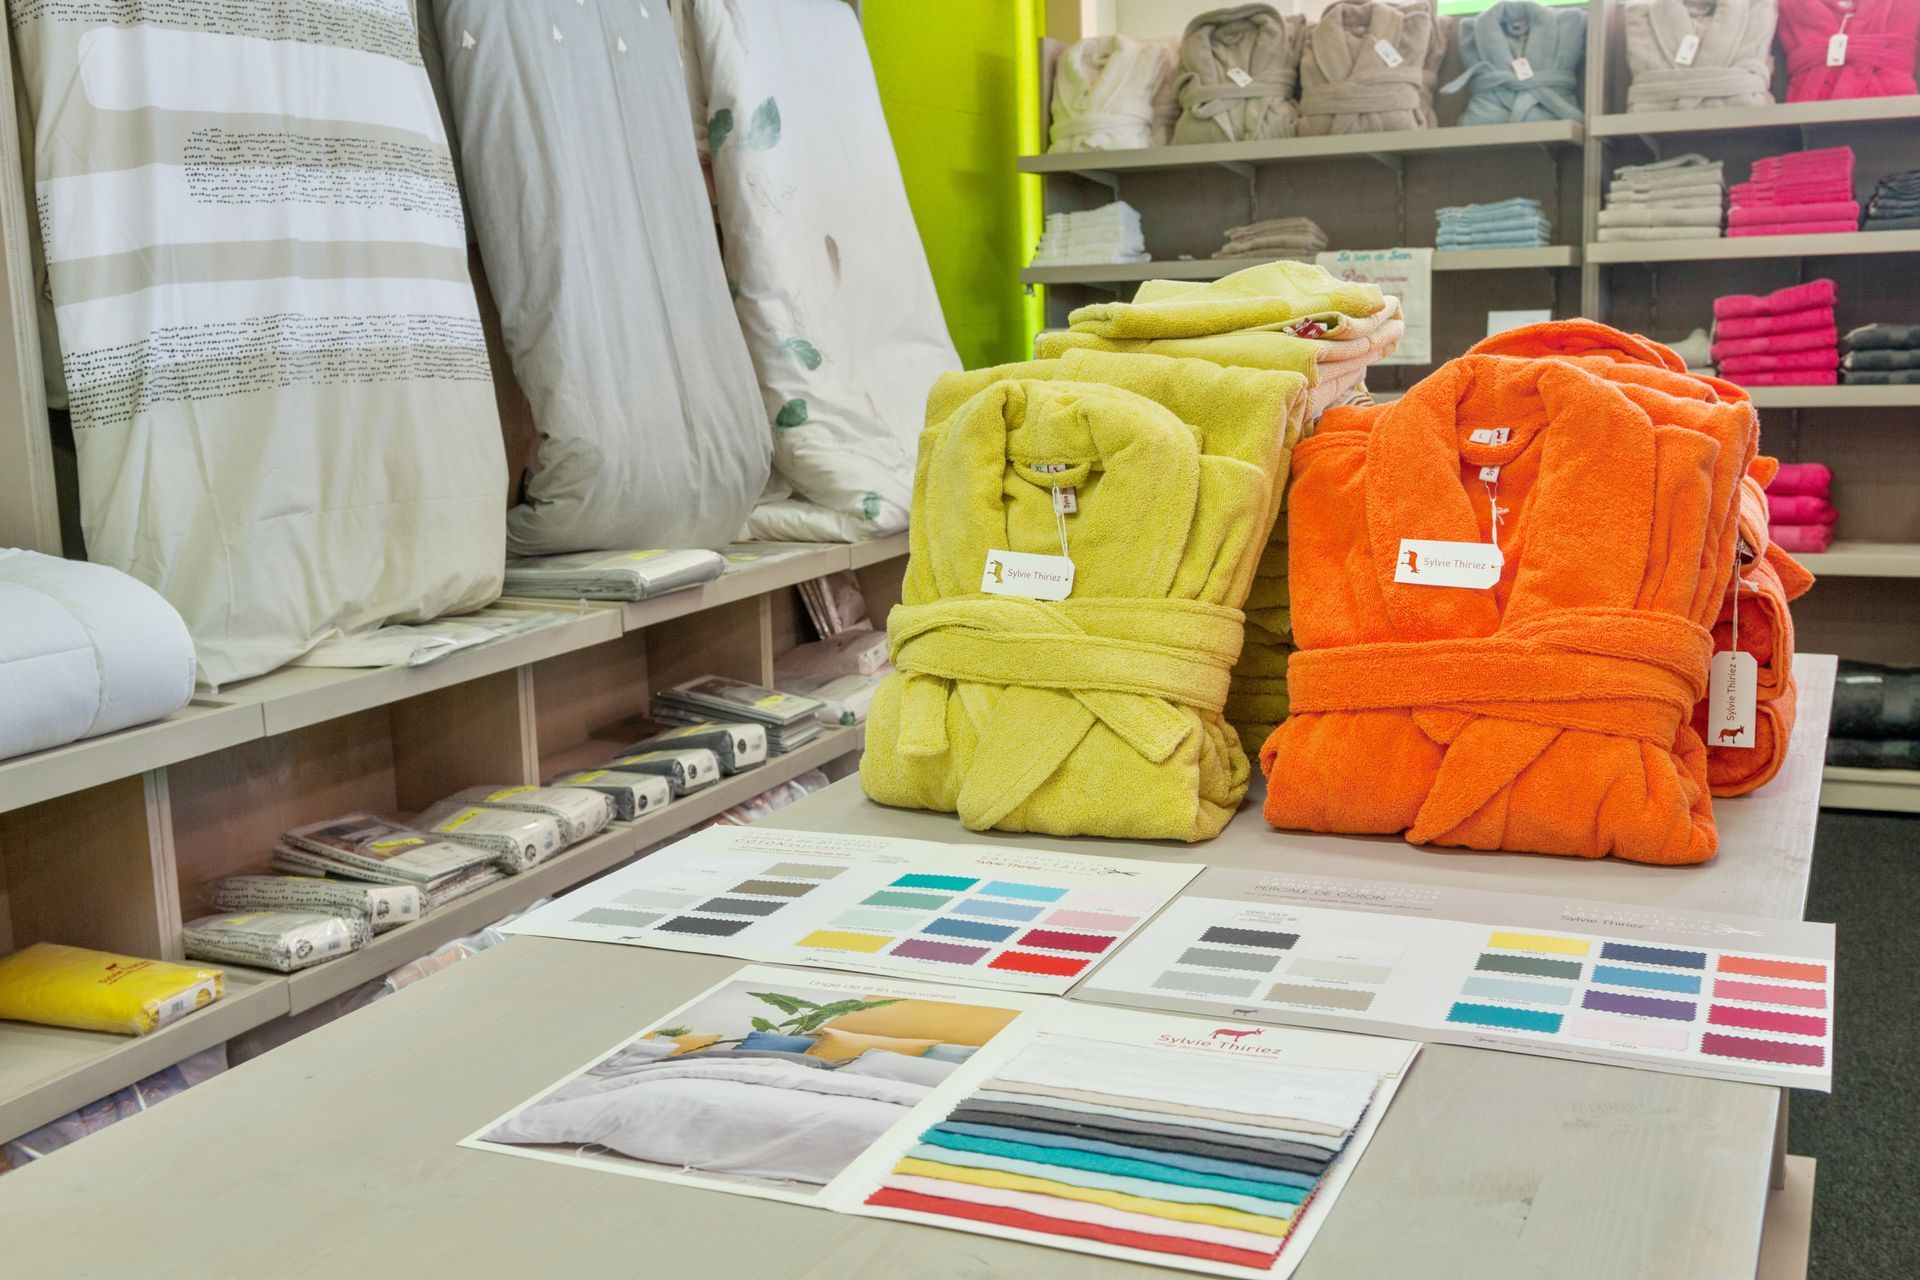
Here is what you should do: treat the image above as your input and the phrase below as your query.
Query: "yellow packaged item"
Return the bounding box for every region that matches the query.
[0,943,224,1036]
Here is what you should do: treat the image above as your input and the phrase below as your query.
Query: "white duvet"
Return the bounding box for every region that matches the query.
[486,1056,927,1185]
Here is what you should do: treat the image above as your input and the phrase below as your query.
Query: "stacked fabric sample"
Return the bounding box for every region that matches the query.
[1174,5,1308,143]
[432,1,769,558]
[1690,458,1816,795]
[681,0,961,544]
[1213,216,1329,259]
[864,1034,1379,1271]
[1713,279,1840,385]
[1864,167,1920,229]
[10,0,508,686]
[1049,35,1178,151]
[1765,462,1838,553]
[1030,262,1405,758]
[1436,198,1551,249]
[273,814,503,913]
[1843,322,1920,383]
[1624,0,1779,111]
[1262,321,1758,864]
[1597,155,1727,241]
[1729,146,1859,235]
[1442,1,1587,124]
[1032,203,1150,267]
[1779,0,1920,101]
[1827,659,1920,768]
[1297,0,1445,136]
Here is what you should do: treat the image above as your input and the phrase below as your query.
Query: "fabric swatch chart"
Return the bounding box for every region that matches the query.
[1076,868,1835,1090]
[505,827,1201,994]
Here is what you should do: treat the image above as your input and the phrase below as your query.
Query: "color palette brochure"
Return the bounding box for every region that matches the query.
[503,827,1203,994]
[462,963,1418,1279]
[1075,868,1834,1090]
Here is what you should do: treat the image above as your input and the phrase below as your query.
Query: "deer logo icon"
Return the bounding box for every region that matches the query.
[1213,1028,1261,1042]
[1718,726,1745,744]
[987,559,1005,585]
[1403,549,1420,575]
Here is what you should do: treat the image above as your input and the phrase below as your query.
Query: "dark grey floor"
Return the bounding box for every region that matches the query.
[1790,810,1919,1279]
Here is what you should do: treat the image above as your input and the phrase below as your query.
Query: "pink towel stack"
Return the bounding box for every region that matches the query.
[1712,279,1839,386]
[1765,463,1836,554]
[1728,147,1860,237]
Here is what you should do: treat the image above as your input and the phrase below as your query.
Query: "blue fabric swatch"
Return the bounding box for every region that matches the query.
[1591,964,1702,994]
[919,1128,1304,1204]
[935,1120,1314,1191]
[904,1144,1295,1221]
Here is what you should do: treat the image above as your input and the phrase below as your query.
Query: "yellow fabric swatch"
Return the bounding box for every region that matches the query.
[890,1156,1294,1238]
[797,930,893,953]
[1488,932,1592,957]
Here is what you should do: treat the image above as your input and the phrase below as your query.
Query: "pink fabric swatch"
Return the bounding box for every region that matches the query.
[1728,202,1860,226]
[1766,494,1837,524]
[1714,309,1835,340]
[1711,329,1838,361]
[1730,220,1861,236]
[1770,522,1834,554]
[1768,463,1832,498]
[1714,279,1837,320]
[1720,348,1840,373]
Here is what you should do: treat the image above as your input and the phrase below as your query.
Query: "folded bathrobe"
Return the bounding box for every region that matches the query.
[1297,1,1442,136]
[1626,0,1778,112]
[861,350,1307,841]
[1778,0,1920,100]
[1264,330,1756,863]
[1051,36,1179,152]
[1444,1,1587,124]
[1175,6,1308,144]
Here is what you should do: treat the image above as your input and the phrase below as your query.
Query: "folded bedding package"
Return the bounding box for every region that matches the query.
[502,549,726,601]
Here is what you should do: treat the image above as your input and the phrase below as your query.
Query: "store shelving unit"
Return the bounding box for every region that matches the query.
[1022,245,1579,288]
[1587,229,1920,264]
[1820,765,1920,813]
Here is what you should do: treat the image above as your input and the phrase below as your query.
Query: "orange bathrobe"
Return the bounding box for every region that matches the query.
[1263,342,1756,863]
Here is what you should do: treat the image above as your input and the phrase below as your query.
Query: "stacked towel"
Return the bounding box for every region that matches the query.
[1296,0,1445,136]
[1436,197,1550,249]
[1842,322,1920,385]
[1174,5,1308,143]
[1442,1,1586,124]
[1033,261,1404,755]
[1625,0,1778,112]
[1827,659,1920,769]
[1049,36,1178,152]
[1597,154,1726,241]
[1728,146,1859,235]
[1713,278,1839,386]
[1213,216,1329,259]
[1779,0,1920,102]
[1765,462,1836,554]
[1864,168,1920,230]
[1032,203,1149,267]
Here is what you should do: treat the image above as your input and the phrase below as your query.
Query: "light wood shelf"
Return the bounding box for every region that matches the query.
[1023,245,1579,286]
[1795,542,1920,577]
[1591,95,1920,138]
[1821,765,1920,812]
[0,700,262,817]
[1746,386,1920,409]
[1588,230,1920,264]
[1017,120,1584,178]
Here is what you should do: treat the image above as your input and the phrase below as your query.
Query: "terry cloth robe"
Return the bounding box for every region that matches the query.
[1779,0,1920,100]
[1264,349,1755,864]
[1444,2,1587,125]
[861,350,1306,841]
[1297,1,1441,136]
[1051,36,1178,151]
[1174,6,1308,144]
[1626,0,1779,112]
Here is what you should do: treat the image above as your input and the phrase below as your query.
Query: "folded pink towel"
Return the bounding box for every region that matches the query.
[1729,202,1861,225]
[1752,146,1854,174]
[1714,308,1835,340]
[1770,522,1834,554]
[1768,462,1832,498]
[1767,494,1837,523]
[1711,328,1839,361]
[1733,369,1840,385]
[1731,220,1861,236]
[1721,349,1841,373]
[1715,279,1838,320]
[1732,182,1855,204]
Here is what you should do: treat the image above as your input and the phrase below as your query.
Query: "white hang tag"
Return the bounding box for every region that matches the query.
[1511,56,1536,80]
[982,549,1074,601]
[1227,66,1254,87]
[1480,465,1502,482]
[1708,651,1758,750]
[1395,538,1504,589]
[1826,32,1848,65]
[1468,427,1512,445]
[1374,39,1405,67]
[1675,33,1701,65]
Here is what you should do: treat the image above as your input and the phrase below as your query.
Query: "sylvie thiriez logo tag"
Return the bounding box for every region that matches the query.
[982,549,1074,601]
[1394,538,1503,589]
[1709,651,1757,749]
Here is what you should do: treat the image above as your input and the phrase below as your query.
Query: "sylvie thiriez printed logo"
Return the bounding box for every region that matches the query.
[981,549,1075,601]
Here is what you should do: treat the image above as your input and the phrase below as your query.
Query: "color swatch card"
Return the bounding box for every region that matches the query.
[503,826,1202,994]
[1077,868,1835,1089]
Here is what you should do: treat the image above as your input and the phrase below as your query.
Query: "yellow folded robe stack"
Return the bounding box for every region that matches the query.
[861,347,1306,841]
[1036,261,1404,755]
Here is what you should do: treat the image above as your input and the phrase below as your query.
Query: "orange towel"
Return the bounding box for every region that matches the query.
[1262,335,1756,863]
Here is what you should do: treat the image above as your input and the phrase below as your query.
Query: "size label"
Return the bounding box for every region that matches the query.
[1826,32,1847,65]
[1708,651,1758,749]
[1468,427,1512,445]
[1511,56,1535,80]
[1375,39,1405,67]
[983,549,1075,601]
[1227,66,1253,86]
[1480,465,1502,482]
[1053,486,1078,514]
[1394,539,1504,589]
[1675,33,1700,64]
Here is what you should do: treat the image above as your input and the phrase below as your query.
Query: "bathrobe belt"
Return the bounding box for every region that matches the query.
[1626,61,1772,108]
[1787,34,1919,77]
[1441,62,1583,119]
[1180,76,1296,121]
[1298,66,1426,118]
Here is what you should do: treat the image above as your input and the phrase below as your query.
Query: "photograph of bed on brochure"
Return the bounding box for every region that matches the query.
[473,978,1020,1197]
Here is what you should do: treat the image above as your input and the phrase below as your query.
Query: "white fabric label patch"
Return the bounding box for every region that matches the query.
[1468,427,1512,445]
[1511,56,1536,80]
[1394,539,1503,589]
[983,549,1075,601]
[1374,39,1405,67]
[1227,66,1254,86]
[1708,651,1758,749]
[1675,33,1701,65]
[1826,32,1848,65]
[1052,486,1078,514]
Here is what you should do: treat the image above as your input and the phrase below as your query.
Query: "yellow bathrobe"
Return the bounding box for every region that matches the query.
[861,349,1305,841]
